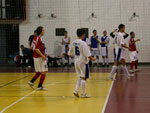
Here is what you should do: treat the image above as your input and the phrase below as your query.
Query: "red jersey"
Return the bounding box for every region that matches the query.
[129,38,136,51]
[31,36,44,58]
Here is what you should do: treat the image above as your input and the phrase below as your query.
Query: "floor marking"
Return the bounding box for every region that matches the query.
[0,75,31,88]
[0,79,73,113]
[12,85,26,86]
[101,74,116,113]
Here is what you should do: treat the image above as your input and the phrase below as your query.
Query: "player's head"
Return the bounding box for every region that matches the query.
[103,30,107,36]
[93,30,97,36]
[118,24,125,32]
[130,32,135,38]
[34,30,37,36]
[65,45,69,50]
[20,45,25,50]
[36,26,45,36]
[77,28,86,39]
[64,30,68,37]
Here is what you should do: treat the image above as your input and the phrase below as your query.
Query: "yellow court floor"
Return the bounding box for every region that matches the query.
[0,73,112,113]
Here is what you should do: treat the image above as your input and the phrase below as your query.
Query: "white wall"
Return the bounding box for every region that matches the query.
[20,0,150,62]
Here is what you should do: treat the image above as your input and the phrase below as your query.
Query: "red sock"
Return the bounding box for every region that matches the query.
[130,61,135,70]
[39,74,46,85]
[135,60,138,69]
[31,72,41,83]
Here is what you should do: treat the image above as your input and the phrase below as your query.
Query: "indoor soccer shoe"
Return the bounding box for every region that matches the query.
[28,81,35,89]
[37,86,47,90]
[129,70,134,73]
[108,76,116,81]
[81,94,90,98]
[73,90,79,97]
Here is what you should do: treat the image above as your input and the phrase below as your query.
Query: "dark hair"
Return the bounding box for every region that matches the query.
[36,26,43,35]
[130,32,134,36]
[64,30,68,34]
[93,30,97,33]
[34,30,37,33]
[77,28,85,37]
[118,24,125,30]
[103,30,107,33]
[20,45,24,48]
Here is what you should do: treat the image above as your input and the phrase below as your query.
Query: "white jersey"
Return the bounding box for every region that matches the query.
[68,39,91,64]
[62,37,70,46]
[114,32,126,50]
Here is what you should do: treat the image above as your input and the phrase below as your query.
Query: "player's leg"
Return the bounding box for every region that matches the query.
[80,64,90,98]
[37,59,48,90]
[106,47,109,67]
[134,52,140,72]
[102,56,105,67]
[120,59,131,79]
[109,61,118,80]
[129,51,135,73]
[28,58,41,89]
[130,61,135,73]
[96,50,100,66]
[62,54,66,65]
[73,61,81,97]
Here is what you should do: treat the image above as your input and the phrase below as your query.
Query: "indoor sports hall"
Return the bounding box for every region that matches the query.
[0,0,150,113]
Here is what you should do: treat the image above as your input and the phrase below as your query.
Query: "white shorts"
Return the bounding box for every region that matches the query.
[115,48,125,61]
[75,60,90,79]
[34,57,48,72]
[101,47,108,57]
[91,50,100,56]
[129,51,138,61]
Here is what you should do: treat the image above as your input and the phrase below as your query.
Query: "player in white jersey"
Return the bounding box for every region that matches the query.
[61,31,71,65]
[68,28,96,98]
[99,31,110,67]
[109,24,131,80]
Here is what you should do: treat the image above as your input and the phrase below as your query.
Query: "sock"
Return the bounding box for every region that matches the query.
[102,57,105,65]
[38,74,46,87]
[130,61,135,70]
[109,65,118,78]
[62,58,65,65]
[81,80,86,95]
[69,57,72,65]
[135,60,138,69]
[96,56,99,65]
[30,72,41,83]
[106,58,109,65]
[75,78,82,92]
[122,65,130,77]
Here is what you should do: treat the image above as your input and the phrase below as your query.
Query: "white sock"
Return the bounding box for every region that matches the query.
[81,80,86,95]
[122,65,130,77]
[62,58,65,65]
[75,78,82,92]
[109,65,118,78]
[106,58,109,65]
[102,57,105,65]
[96,57,99,64]
[69,57,72,65]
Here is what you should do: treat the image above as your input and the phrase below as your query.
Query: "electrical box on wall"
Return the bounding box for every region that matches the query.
[56,28,66,36]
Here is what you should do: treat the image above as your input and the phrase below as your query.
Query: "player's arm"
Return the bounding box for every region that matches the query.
[88,56,96,61]
[110,29,117,38]
[35,49,46,60]
[95,37,100,43]
[121,44,130,49]
[67,37,70,44]
[123,32,129,39]
[28,41,32,50]
[68,44,74,57]
[130,39,140,45]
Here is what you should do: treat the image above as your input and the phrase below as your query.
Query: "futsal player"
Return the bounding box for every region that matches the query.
[68,28,96,98]
[110,29,129,61]
[109,24,131,80]
[61,31,71,65]
[28,26,48,90]
[99,31,110,67]
[90,30,100,66]
[129,32,140,73]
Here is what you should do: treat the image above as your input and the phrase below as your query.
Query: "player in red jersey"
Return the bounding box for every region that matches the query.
[28,26,48,90]
[129,32,140,73]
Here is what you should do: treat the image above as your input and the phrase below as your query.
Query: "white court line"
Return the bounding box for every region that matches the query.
[0,79,73,113]
[101,74,116,113]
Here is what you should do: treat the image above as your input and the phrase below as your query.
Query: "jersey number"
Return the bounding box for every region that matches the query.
[75,46,80,56]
